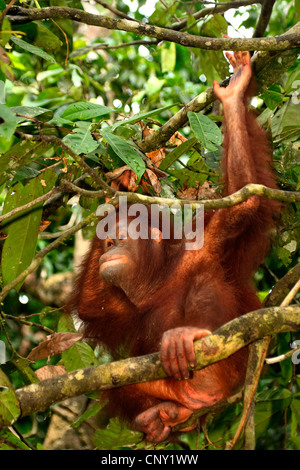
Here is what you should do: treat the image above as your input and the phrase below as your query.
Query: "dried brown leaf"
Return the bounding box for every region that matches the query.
[27,332,83,360]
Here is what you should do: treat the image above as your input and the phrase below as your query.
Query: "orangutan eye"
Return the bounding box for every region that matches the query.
[105,238,114,249]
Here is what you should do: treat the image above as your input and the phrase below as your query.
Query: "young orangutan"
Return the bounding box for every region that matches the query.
[71,51,279,442]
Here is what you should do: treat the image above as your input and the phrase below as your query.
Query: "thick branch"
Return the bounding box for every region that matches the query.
[7,7,300,51]
[12,305,300,420]
[115,184,300,209]
[264,263,300,307]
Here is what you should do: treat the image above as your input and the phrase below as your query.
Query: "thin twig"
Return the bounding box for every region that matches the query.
[94,0,136,21]
[171,0,262,30]
[0,187,62,224]
[2,313,54,334]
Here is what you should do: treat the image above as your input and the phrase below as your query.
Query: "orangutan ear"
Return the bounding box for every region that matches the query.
[151,227,163,243]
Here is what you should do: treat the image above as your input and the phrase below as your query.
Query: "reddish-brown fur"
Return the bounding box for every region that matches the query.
[69,52,280,442]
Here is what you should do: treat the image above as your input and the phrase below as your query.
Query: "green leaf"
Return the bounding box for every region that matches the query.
[72,401,106,429]
[188,111,222,151]
[0,140,53,186]
[145,76,165,96]
[94,418,143,450]
[10,105,53,123]
[1,170,56,290]
[63,122,99,154]
[0,17,11,48]
[161,42,176,73]
[62,341,98,372]
[10,35,56,64]
[0,369,20,427]
[35,23,62,52]
[271,100,300,143]
[255,388,292,436]
[112,104,177,130]
[159,137,197,171]
[0,429,31,450]
[61,102,113,121]
[58,314,98,371]
[0,104,18,140]
[13,166,41,184]
[261,85,284,110]
[101,129,145,181]
[291,395,300,427]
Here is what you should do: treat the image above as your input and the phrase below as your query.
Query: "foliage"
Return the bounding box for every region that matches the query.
[0,0,299,451]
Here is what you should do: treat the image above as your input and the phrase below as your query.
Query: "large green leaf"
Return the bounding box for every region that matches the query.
[188,111,222,151]
[1,170,56,290]
[61,102,113,121]
[10,105,53,123]
[10,35,56,64]
[0,369,20,428]
[35,23,62,53]
[101,129,146,181]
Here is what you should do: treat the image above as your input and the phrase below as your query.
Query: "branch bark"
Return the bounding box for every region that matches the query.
[7,7,300,51]
[264,263,300,307]
[253,0,276,38]
[12,305,300,420]
[115,184,300,209]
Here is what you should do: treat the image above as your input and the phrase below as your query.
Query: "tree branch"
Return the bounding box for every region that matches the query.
[253,0,276,38]
[264,263,300,307]
[7,7,300,51]
[171,0,262,31]
[9,305,299,421]
[115,184,300,209]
